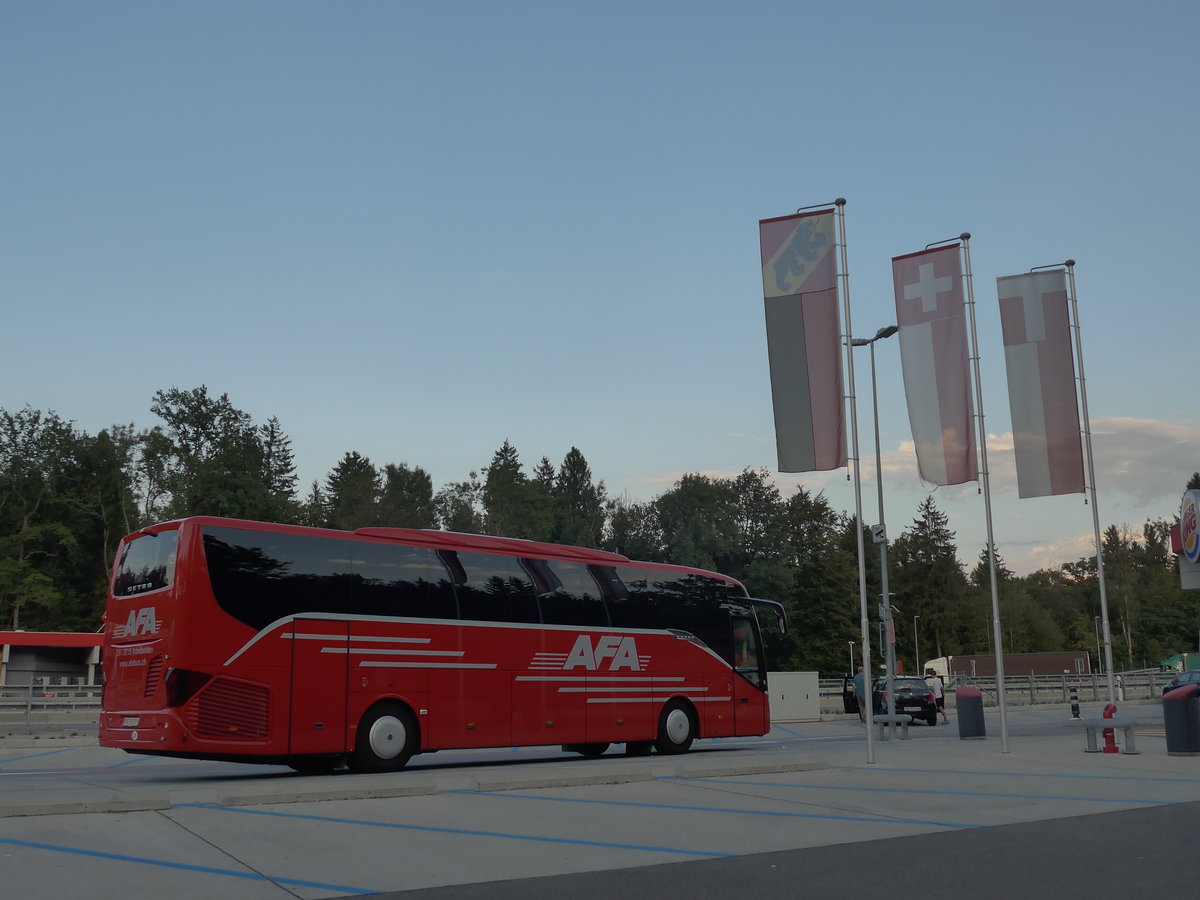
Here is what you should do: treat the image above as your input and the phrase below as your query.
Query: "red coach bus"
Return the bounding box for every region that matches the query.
[100,517,786,773]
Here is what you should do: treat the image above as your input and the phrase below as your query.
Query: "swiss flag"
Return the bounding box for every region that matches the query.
[892,245,977,486]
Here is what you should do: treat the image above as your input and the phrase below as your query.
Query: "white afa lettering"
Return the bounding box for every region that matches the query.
[120,607,160,638]
[563,635,641,671]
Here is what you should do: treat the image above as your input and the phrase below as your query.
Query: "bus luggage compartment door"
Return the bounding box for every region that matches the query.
[289,619,349,755]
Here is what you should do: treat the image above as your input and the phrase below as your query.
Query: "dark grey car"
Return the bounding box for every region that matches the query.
[872,675,938,726]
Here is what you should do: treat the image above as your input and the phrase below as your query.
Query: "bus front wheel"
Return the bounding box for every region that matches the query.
[351,702,418,773]
[654,699,697,755]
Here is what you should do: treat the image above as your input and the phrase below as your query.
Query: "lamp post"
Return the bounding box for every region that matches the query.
[848,641,855,676]
[1094,616,1102,675]
[914,614,920,675]
[852,325,899,729]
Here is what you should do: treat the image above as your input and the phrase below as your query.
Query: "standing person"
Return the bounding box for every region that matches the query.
[927,669,949,723]
[853,665,867,723]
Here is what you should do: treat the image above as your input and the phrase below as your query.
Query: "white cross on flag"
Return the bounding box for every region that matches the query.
[759,210,846,473]
[997,270,1084,498]
[892,245,978,486]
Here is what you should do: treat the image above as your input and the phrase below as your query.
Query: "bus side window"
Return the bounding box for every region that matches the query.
[431,550,464,619]
[203,527,353,630]
[539,561,610,627]
[453,552,539,624]
[351,542,433,618]
[612,568,666,629]
[590,565,635,628]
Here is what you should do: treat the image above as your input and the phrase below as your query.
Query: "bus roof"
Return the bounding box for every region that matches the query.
[151,516,743,586]
[354,527,630,564]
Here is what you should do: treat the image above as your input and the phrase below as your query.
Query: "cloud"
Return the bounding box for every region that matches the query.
[879,417,1197,507]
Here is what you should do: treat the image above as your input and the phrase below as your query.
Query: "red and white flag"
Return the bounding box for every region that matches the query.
[892,245,977,486]
[759,210,845,473]
[997,270,1084,498]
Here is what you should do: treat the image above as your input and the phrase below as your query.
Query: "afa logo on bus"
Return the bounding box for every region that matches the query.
[564,634,641,670]
[115,606,161,639]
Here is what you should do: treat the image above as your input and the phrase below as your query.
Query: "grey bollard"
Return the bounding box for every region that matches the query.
[1163,684,1200,756]
[956,686,986,739]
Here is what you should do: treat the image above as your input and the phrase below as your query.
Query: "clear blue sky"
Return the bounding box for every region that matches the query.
[4,0,1197,575]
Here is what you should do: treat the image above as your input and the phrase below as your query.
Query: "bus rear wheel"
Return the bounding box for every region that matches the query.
[654,699,697,755]
[351,702,418,773]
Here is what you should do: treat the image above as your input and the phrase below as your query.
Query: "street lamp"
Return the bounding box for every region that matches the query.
[914,614,920,674]
[848,640,855,676]
[852,325,899,726]
[1094,616,1102,675]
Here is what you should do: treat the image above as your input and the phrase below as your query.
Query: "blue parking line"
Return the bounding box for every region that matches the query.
[0,748,76,765]
[0,836,373,894]
[178,802,734,857]
[106,755,155,768]
[676,777,1176,806]
[832,764,1200,784]
[443,788,982,829]
[771,724,808,737]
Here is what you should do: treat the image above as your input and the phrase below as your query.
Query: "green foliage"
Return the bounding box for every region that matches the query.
[481,440,550,540]
[434,472,484,533]
[324,451,380,530]
[0,407,135,630]
[890,496,969,662]
[378,463,436,529]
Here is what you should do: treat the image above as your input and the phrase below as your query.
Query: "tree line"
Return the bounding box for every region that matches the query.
[3,387,1197,675]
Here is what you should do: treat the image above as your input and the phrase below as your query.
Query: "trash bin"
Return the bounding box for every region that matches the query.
[1163,684,1200,756]
[956,686,986,740]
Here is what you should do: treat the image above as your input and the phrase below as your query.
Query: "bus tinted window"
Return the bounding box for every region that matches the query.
[613,567,734,661]
[113,530,180,597]
[350,541,450,619]
[452,552,539,624]
[204,527,354,629]
[537,560,610,627]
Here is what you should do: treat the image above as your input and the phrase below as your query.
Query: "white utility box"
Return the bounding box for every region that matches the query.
[767,671,821,722]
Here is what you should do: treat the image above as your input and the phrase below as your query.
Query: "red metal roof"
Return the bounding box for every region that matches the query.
[0,631,104,648]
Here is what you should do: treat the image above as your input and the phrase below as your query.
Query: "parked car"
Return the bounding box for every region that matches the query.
[1162,669,1200,695]
[872,675,938,726]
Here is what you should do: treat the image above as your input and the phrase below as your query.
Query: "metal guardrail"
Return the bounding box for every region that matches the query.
[817,670,1171,708]
[0,682,103,727]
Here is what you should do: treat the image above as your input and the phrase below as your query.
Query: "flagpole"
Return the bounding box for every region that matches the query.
[836,197,875,764]
[961,233,1010,753]
[1064,260,1117,702]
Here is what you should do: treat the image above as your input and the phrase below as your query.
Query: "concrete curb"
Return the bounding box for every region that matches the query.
[672,757,829,778]
[0,790,169,818]
[469,768,653,792]
[217,778,438,807]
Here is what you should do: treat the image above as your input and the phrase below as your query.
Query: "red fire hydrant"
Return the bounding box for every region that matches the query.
[1102,702,1119,754]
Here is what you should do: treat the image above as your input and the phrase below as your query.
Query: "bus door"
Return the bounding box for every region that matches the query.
[731,613,769,734]
[289,618,349,755]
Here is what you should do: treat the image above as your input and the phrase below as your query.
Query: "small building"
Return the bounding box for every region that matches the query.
[0,631,104,688]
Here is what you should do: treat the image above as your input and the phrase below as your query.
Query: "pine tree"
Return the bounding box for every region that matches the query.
[325,452,380,530]
[890,496,968,661]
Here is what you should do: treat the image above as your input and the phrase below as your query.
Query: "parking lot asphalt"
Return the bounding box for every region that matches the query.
[1,699,1194,899]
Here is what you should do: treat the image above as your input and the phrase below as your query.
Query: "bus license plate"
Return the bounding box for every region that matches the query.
[123,717,140,727]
